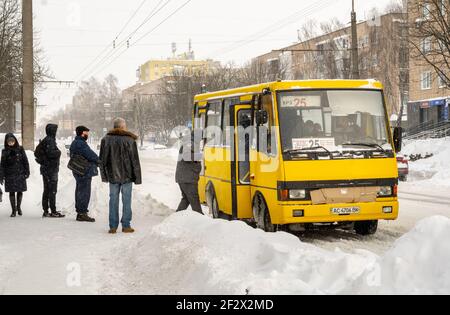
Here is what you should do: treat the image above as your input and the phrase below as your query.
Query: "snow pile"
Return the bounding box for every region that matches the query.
[402,138,450,187]
[379,216,450,294]
[140,145,179,161]
[108,213,450,295]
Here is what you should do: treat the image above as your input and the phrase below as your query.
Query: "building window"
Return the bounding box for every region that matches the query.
[316,43,326,56]
[440,0,447,15]
[421,71,432,90]
[372,56,379,68]
[421,37,432,54]
[422,2,432,19]
[360,35,369,49]
[438,73,447,89]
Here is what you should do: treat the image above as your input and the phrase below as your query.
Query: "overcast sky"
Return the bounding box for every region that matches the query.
[35,0,398,119]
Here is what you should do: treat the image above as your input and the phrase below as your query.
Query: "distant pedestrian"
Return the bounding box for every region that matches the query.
[35,124,65,218]
[175,131,203,215]
[0,134,30,217]
[100,118,142,234]
[70,126,100,223]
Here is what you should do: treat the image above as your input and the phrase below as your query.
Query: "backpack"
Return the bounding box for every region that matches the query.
[34,140,47,165]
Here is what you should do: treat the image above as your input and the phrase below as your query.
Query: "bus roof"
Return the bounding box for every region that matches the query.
[194,79,383,103]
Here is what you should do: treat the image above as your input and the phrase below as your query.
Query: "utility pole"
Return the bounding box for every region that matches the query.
[22,0,34,150]
[351,0,360,79]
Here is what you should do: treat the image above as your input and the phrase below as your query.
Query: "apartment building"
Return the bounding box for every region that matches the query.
[255,12,409,116]
[407,0,450,129]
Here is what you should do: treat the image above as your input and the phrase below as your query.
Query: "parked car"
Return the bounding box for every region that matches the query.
[65,144,71,157]
[397,154,409,182]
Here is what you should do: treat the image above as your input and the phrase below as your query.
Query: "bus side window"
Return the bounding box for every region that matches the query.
[206,101,223,147]
[223,100,231,146]
[259,94,277,155]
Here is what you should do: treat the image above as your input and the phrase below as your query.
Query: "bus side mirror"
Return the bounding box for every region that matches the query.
[256,110,268,126]
[393,127,403,153]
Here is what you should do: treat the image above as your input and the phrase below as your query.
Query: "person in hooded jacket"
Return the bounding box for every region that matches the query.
[175,130,203,215]
[38,124,64,218]
[70,126,99,223]
[0,134,30,217]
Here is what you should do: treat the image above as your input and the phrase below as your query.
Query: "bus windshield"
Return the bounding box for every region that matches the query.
[278,89,393,153]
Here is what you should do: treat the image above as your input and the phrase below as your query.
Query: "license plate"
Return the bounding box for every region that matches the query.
[331,207,361,215]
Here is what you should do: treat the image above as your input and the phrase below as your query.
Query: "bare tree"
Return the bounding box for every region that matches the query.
[134,95,158,147]
[46,75,123,140]
[0,0,51,132]
[410,0,450,88]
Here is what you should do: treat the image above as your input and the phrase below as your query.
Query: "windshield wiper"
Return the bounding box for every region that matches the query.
[342,142,386,153]
[284,146,332,155]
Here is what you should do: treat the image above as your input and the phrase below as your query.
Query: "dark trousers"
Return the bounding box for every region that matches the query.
[177,183,203,214]
[42,173,58,212]
[75,176,92,214]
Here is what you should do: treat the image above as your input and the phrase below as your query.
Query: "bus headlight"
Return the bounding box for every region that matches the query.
[378,186,393,197]
[289,189,307,200]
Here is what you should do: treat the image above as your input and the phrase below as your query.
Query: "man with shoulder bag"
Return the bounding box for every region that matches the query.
[69,126,100,223]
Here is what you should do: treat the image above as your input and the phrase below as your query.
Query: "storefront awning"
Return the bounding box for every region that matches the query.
[408,97,450,109]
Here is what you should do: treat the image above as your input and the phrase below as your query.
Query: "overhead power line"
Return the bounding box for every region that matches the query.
[77,0,171,81]
[208,0,339,59]
[90,0,194,79]
[114,0,148,43]
[73,0,148,81]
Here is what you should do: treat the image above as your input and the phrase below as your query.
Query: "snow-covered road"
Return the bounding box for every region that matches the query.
[0,149,176,295]
[0,140,449,294]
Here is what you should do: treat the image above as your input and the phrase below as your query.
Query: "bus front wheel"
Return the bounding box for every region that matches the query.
[253,194,277,233]
[354,220,378,236]
[206,186,231,220]
[206,188,220,219]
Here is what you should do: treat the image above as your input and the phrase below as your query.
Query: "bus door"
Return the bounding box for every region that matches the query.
[232,105,253,219]
[195,106,207,204]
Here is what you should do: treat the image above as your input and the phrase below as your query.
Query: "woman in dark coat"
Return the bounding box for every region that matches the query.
[0,134,30,217]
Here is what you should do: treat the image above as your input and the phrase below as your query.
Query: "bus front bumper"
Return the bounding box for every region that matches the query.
[275,200,399,225]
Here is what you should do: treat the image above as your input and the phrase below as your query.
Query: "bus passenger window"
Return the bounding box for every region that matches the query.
[223,100,231,146]
[206,101,223,146]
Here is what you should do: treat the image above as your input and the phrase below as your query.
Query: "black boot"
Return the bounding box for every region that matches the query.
[9,193,16,218]
[43,211,51,218]
[76,213,95,223]
[50,211,65,218]
[17,192,23,216]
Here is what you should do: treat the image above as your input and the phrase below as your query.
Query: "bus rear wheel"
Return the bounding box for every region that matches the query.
[354,220,378,236]
[253,194,277,232]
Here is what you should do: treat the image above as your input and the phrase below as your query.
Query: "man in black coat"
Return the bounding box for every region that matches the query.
[100,118,142,234]
[37,124,64,218]
[70,126,100,223]
[175,130,203,215]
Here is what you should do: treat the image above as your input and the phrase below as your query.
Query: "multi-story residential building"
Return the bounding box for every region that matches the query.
[122,77,167,106]
[137,50,220,83]
[407,0,450,129]
[255,12,409,117]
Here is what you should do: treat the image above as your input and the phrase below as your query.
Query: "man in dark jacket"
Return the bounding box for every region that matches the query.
[70,126,100,223]
[175,130,203,215]
[38,124,64,218]
[100,118,142,234]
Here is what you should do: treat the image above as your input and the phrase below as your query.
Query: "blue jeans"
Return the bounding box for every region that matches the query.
[109,183,133,229]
